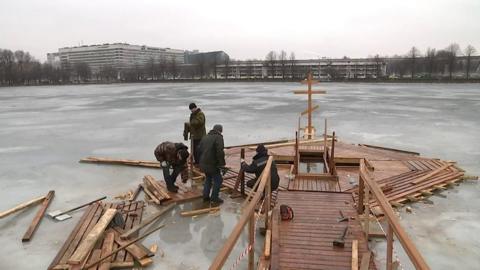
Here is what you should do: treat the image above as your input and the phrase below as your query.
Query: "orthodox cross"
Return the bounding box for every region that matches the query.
[293,72,326,139]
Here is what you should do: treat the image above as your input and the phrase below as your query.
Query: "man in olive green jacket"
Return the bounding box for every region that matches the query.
[199,124,226,205]
[189,103,206,165]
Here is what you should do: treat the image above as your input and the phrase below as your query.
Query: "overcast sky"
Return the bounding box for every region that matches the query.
[1,0,479,61]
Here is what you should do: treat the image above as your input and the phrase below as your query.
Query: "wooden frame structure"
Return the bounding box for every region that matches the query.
[358,159,430,270]
[209,156,274,270]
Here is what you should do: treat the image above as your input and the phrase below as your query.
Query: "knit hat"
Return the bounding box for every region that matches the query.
[256,144,267,154]
[189,103,197,110]
[213,124,223,133]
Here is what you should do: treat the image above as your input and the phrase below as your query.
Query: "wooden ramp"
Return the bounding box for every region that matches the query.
[271,191,375,270]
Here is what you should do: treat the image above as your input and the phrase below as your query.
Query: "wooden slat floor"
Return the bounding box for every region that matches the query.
[273,191,375,270]
[48,201,144,270]
[288,175,341,192]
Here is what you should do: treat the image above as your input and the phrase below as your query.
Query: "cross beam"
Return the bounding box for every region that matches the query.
[293,72,326,139]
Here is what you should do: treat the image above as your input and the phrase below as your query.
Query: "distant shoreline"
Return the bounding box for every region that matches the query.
[1,78,480,88]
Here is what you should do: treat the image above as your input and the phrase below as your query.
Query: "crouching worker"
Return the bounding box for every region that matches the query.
[241,144,279,191]
[154,142,189,193]
[199,124,227,205]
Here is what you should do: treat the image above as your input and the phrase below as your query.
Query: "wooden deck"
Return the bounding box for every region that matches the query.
[271,191,375,270]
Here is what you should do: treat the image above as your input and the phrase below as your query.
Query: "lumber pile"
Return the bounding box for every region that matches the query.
[351,159,465,214]
[48,201,162,270]
[142,175,171,203]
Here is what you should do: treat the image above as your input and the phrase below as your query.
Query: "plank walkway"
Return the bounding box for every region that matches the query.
[272,191,375,270]
[48,201,145,270]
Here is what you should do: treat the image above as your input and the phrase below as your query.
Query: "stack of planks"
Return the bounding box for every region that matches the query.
[48,201,156,270]
[142,175,171,204]
[349,159,465,214]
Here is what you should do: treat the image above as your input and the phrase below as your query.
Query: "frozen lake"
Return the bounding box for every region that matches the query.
[0,82,479,269]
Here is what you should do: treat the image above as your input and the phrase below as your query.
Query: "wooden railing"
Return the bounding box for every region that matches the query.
[358,159,430,270]
[209,156,274,270]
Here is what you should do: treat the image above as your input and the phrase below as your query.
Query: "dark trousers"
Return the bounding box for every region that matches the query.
[193,139,201,164]
[162,164,185,188]
[203,172,223,201]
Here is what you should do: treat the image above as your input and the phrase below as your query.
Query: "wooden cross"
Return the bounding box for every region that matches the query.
[293,72,326,139]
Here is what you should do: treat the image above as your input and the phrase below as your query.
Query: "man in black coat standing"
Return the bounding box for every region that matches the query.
[241,144,279,191]
[199,124,227,205]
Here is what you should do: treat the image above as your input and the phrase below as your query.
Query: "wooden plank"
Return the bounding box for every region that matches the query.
[293,90,326,94]
[359,144,420,156]
[114,234,148,260]
[98,231,115,270]
[59,203,104,265]
[68,209,118,265]
[180,206,220,217]
[110,261,134,268]
[121,203,175,239]
[270,209,280,270]
[82,224,165,270]
[352,240,358,270]
[264,229,272,259]
[360,251,371,270]
[411,164,452,185]
[22,190,55,242]
[0,195,46,219]
[48,204,99,270]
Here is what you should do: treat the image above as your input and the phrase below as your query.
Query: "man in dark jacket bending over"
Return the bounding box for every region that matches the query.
[241,144,279,191]
[154,142,189,193]
[199,124,227,205]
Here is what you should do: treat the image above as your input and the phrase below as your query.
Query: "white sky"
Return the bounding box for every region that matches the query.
[1,0,479,61]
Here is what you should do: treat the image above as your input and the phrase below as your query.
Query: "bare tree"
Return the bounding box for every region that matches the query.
[464,45,477,79]
[73,62,91,82]
[407,46,421,78]
[446,43,460,80]
[373,54,384,78]
[265,51,277,78]
[425,48,436,78]
[279,50,287,79]
[145,57,155,80]
[169,57,178,79]
[289,52,296,79]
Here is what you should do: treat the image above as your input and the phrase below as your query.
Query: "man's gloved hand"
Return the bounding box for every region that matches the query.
[220,166,229,176]
[240,159,245,163]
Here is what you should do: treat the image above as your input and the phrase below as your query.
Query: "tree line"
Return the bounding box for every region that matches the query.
[386,43,477,79]
[1,43,478,86]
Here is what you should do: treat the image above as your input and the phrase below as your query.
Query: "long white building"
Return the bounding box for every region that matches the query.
[50,43,185,73]
[217,58,387,80]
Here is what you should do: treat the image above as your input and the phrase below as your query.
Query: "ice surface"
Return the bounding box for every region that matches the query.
[0,82,479,269]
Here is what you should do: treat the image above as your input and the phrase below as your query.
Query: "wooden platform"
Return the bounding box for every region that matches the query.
[48,201,145,270]
[271,191,375,270]
[288,175,341,192]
